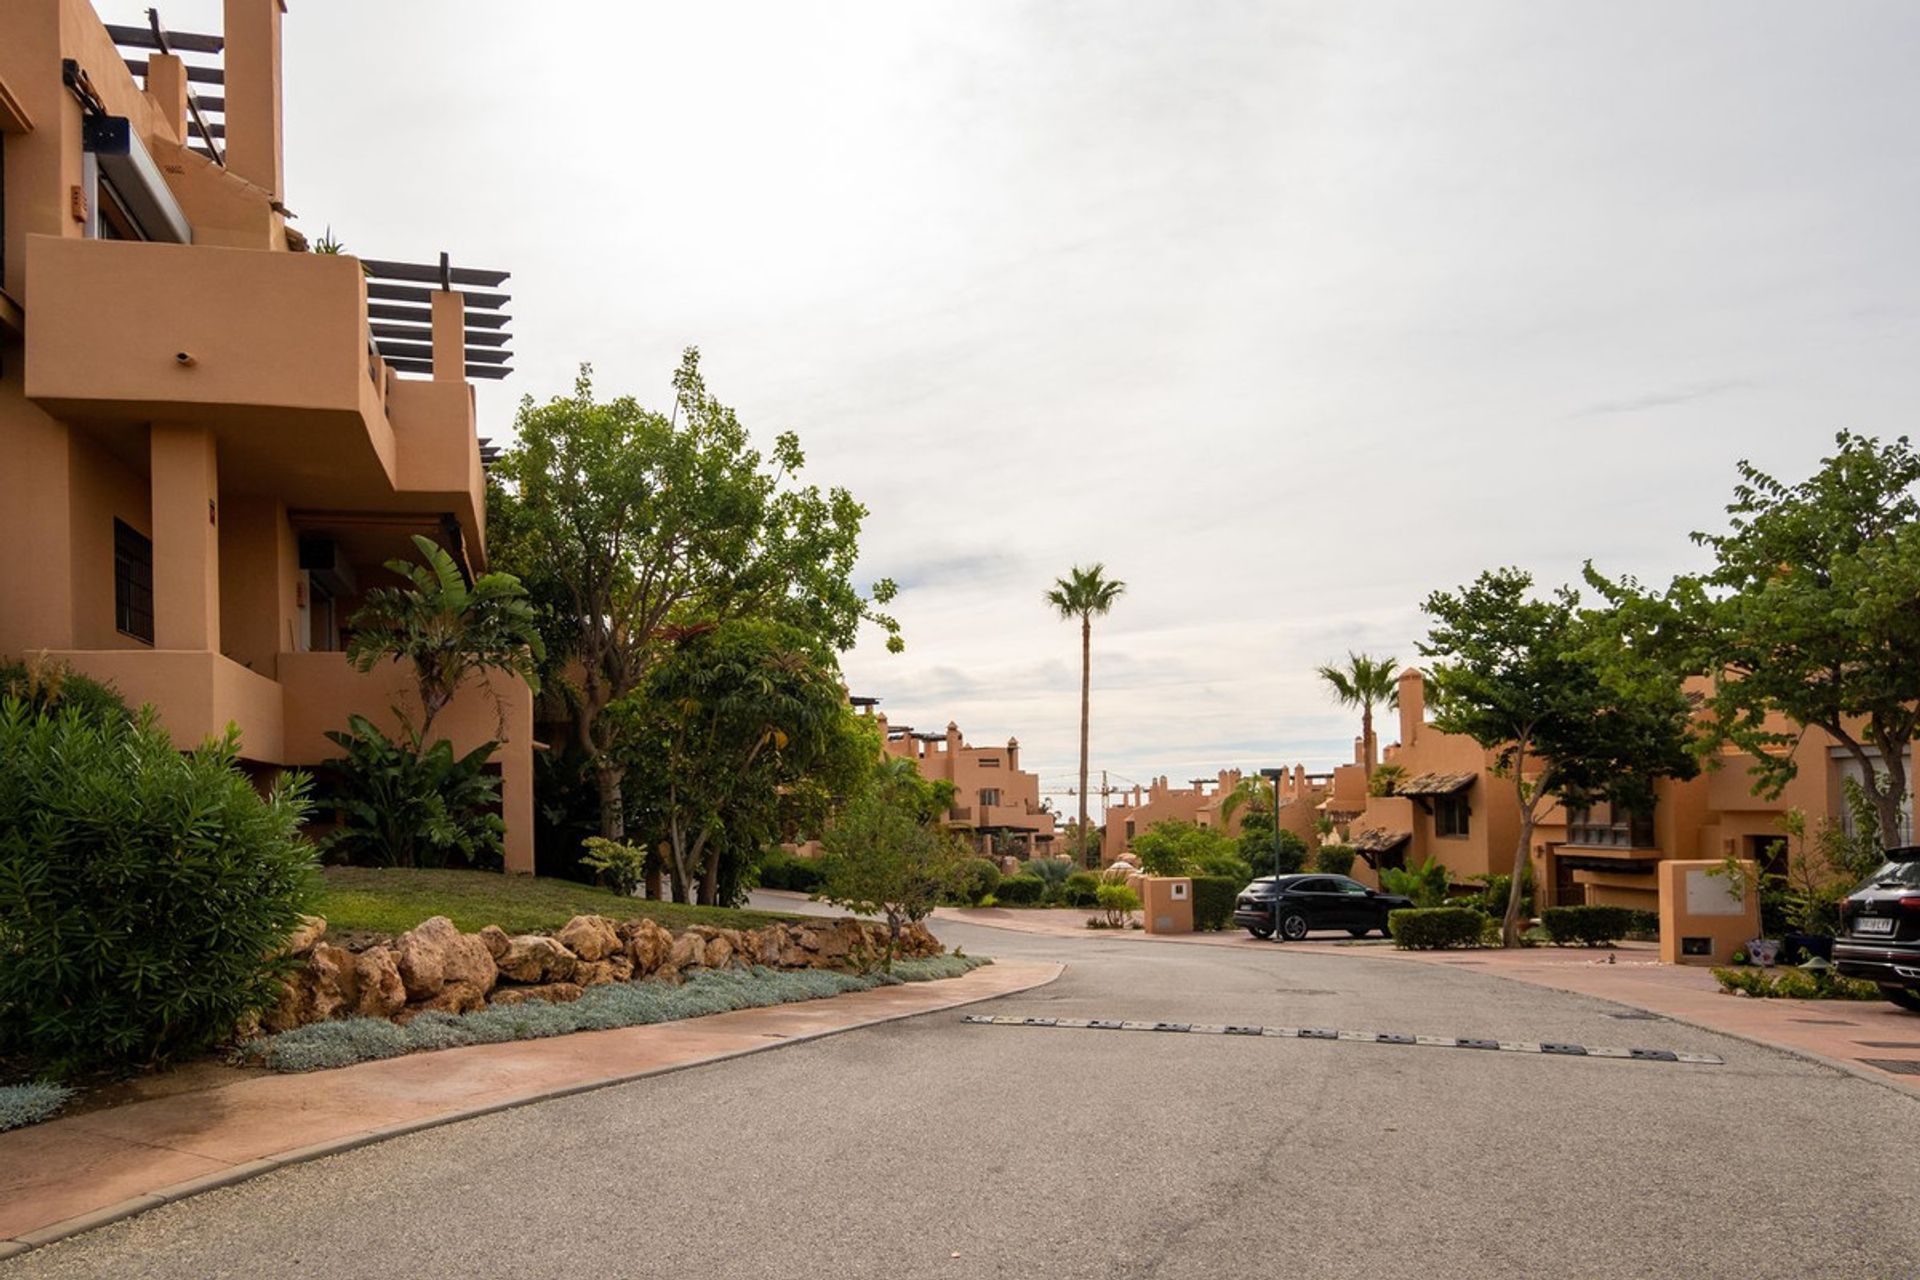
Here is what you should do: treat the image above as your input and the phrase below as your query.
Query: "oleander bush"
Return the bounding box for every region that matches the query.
[1387,906,1485,950]
[0,702,317,1073]
[1540,905,1637,947]
[1062,870,1102,908]
[256,956,989,1071]
[1190,875,1239,931]
[0,1081,76,1132]
[994,874,1047,905]
[0,656,129,726]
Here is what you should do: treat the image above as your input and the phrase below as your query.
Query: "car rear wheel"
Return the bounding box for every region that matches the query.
[1882,986,1920,1013]
[1347,928,1370,938]
[1279,911,1310,942]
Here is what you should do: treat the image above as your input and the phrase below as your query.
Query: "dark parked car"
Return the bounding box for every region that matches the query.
[1232,874,1413,941]
[1834,846,1920,1012]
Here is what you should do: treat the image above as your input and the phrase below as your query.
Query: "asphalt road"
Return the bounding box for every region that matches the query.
[9,920,1918,1280]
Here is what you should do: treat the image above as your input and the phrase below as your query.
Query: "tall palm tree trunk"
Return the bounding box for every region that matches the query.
[1361,705,1374,779]
[1079,616,1092,868]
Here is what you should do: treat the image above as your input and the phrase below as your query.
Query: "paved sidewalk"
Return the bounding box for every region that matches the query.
[0,960,1060,1257]
[934,905,1920,1093]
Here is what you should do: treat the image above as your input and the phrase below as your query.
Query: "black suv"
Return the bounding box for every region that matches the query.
[1834,847,1920,1012]
[1232,874,1413,941]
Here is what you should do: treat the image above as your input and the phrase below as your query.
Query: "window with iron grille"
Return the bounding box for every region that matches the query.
[113,519,154,644]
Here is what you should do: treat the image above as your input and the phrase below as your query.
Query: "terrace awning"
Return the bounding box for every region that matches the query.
[1395,771,1476,797]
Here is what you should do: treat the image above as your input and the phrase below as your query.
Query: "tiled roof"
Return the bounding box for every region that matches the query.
[1350,827,1412,854]
[1395,770,1476,797]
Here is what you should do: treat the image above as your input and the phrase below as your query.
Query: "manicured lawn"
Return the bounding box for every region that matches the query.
[313,867,801,937]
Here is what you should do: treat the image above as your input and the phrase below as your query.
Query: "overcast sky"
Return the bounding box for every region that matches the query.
[115,1,1920,809]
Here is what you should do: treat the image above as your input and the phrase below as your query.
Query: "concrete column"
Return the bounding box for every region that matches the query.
[430,290,465,382]
[143,54,189,143]
[150,424,219,650]
[223,0,285,198]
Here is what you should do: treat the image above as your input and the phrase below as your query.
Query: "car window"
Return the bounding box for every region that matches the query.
[1335,879,1371,895]
[1292,878,1330,893]
[1858,859,1920,891]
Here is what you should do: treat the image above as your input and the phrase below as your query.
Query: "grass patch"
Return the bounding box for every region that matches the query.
[313,867,800,936]
[0,1081,76,1132]
[254,956,989,1072]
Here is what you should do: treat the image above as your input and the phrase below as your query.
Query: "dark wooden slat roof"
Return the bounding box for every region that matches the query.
[367,282,510,309]
[367,303,511,329]
[371,323,511,347]
[382,357,513,381]
[360,258,511,288]
[106,23,225,53]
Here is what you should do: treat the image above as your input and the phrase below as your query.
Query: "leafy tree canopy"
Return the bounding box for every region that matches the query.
[819,756,972,970]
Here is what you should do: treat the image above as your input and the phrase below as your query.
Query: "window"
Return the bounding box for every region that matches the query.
[1435,793,1470,838]
[1565,803,1655,849]
[113,519,154,644]
[1292,878,1332,894]
[1335,878,1371,895]
[978,788,1001,807]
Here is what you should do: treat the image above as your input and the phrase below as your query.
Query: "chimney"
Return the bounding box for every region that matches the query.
[223,0,285,198]
[1006,737,1020,771]
[1398,667,1425,747]
[144,54,189,142]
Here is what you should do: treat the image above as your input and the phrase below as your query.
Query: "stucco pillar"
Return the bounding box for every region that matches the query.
[501,741,534,875]
[150,424,219,651]
[143,54,189,143]
[430,290,465,382]
[223,0,285,199]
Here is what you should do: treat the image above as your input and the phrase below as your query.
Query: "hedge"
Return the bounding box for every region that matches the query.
[1540,905,1636,947]
[757,850,826,894]
[1313,845,1357,875]
[994,874,1047,905]
[1388,906,1484,950]
[1190,875,1238,931]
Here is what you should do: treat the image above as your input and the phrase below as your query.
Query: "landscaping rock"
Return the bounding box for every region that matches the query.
[623,919,674,975]
[494,934,579,984]
[703,933,736,969]
[556,914,622,962]
[476,924,511,961]
[262,941,358,1032]
[282,915,327,958]
[490,982,584,1007]
[395,916,497,1004]
[669,931,706,972]
[574,958,628,987]
[352,946,407,1019]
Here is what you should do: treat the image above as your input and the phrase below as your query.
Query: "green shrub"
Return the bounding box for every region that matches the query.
[1314,844,1357,875]
[320,715,504,870]
[1388,906,1484,950]
[1470,871,1534,919]
[1131,819,1237,877]
[1379,856,1450,908]
[1239,827,1307,876]
[756,849,826,893]
[0,703,317,1073]
[1625,909,1661,940]
[1190,875,1239,931]
[1095,882,1141,927]
[1190,850,1255,885]
[578,837,647,898]
[1540,905,1637,947]
[955,858,1002,904]
[1062,870,1101,908]
[1022,857,1073,889]
[0,657,128,726]
[1711,965,1881,1000]
[0,1081,76,1132]
[995,874,1047,905]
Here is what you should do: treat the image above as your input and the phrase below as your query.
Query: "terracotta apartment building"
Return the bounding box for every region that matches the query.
[870,709,1058,857]
[0,1,535,869]
[1100,765,1331,866]
[1342,668,1896,911]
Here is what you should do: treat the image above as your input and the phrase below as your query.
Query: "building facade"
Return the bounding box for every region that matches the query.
[0,0,534,869]
[1101,765,1330,866]
[873,712,1058,857]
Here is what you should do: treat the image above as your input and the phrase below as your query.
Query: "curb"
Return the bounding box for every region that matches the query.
[0,961,1062,1262]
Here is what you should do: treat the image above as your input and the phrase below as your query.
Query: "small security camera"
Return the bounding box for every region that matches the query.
[175,352,197,367]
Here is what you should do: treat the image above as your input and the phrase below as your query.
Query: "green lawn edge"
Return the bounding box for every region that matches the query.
[312,867,801,936]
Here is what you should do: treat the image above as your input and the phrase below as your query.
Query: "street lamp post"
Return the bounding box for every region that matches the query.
[1259,767,1285,943]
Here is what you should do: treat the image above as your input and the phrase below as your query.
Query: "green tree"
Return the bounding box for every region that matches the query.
[1315,652,1400,781]
[1129,819,1237,877]
[819,758,972,970]
[622,620,850,905]
[1603,433,1920,848]
[492,355,899,845]
[1419,569,1698,945]
[1046,564,1126,868]
[1239,824,1307,877]
[345,534,544,745]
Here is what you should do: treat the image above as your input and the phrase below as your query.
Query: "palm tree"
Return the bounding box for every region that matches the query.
[1047,564,1126,868]
[1315,652,1399,780]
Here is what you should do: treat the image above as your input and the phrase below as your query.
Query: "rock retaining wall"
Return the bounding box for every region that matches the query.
[263,914,942,1034]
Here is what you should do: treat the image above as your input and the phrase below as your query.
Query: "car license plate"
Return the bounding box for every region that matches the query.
[1856,916,1896,935]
